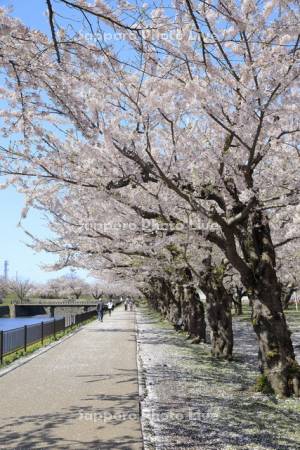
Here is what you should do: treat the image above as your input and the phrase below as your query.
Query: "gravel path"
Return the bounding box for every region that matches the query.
[0,309,142,449]
[137,306,300,450]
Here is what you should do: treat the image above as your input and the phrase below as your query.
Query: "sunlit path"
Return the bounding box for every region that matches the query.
[0,308,142,449]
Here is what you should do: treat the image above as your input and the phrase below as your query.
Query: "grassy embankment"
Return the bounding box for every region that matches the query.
[0,293,18,305]
[0,294,109,305]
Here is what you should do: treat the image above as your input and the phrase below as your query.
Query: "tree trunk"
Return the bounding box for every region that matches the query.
[178,283,189,332]
[176,267,207,341]
[200,260,233,359]
[168,282,182,325]
[233,287,244,315]
[184,285,206,342]
[147,277,182,328]
[281,284,297,310]
[233,296,243,315]
[205,288,233,359]
[158,278,172,318]
[149,277,171,318]
[240,210,300,397]
[250,290,300,397]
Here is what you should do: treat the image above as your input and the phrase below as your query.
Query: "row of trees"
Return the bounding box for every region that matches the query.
[0,1,299,396]
[0,274,123,302]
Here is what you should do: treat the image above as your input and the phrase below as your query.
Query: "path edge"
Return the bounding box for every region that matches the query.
[135,307,156,450]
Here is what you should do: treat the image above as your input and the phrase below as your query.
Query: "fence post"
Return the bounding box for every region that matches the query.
[0,330,3,365]
[24,325,27,352]
[41,321,44,345]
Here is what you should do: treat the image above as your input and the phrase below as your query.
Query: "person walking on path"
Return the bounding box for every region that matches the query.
[107,300,113,316]
[97,300,104,322]
[124,298,128,311]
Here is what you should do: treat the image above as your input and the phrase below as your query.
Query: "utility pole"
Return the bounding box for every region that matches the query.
[4,260,8,280]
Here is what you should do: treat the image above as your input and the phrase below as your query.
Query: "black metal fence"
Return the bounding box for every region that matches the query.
[0,310,97,364]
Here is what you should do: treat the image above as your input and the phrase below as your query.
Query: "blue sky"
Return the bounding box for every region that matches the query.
[0,0,146,282]
[0,186,66,282]
[0,1,89,282]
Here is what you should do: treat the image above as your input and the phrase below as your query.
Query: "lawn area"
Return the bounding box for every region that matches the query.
[237,302,300,347]
[0,292,18,305]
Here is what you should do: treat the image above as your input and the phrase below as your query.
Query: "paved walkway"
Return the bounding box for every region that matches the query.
[0,309,142,449]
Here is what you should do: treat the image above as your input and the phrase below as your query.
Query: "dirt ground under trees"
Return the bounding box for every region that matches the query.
[137,305,300,450]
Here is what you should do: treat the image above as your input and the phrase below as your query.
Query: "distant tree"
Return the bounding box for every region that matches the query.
[9,278,32,302]
[39,275,90,299]
[64,272,89,300]
[90,284,103,300]
[43,278,67,299]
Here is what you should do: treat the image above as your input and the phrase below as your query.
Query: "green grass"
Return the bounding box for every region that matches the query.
[0,316,96,369]
[253,374,274,394]
[235,302,300,323]
[0,293,18,305]
[285,308,300,321]
[0,294,113,305]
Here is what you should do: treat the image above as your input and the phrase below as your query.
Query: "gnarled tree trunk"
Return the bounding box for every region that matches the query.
[148,276,173,318]
[232,287,244,315]
[240,210,300,397]
[198,256,234,359]
[280,283,297,310]
[207,291,233,359]
[184,285,206,343]
[171,282,183,326]
[200,264,233,359]
[174,268,206,342]
[251,290,299,396]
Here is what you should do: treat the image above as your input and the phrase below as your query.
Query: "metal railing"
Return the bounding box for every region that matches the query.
[0,310,97,364]
[13,299,101,306]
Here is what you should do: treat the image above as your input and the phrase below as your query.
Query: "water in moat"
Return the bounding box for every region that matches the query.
[0,315,55,331]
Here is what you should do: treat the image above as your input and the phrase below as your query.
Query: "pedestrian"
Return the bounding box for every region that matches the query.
[97,300,104,322]
[129,299,133,311]
[107,299,113,316]
[124,298,128,311]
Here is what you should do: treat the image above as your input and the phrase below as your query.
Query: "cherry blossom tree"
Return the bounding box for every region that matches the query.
[90,283,103,301]
[0,1,299,395]
[9,278,32,302]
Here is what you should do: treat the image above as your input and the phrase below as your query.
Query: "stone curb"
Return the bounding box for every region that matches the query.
[135,308,156,450]
[135,309,146,449]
